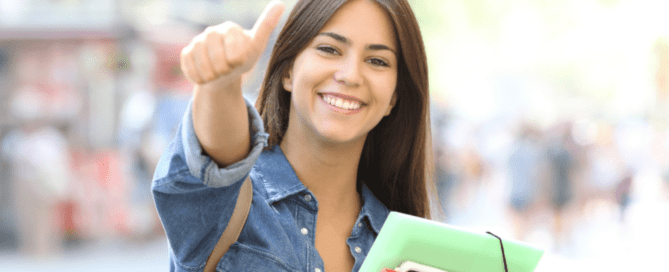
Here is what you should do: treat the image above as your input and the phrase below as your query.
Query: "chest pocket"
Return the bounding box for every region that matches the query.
[217,242,300,272]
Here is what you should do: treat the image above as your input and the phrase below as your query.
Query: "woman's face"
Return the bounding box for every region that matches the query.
[282,0,398,146]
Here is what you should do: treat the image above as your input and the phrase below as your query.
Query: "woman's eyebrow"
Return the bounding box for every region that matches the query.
[318,32,397,56]
[367,44,397,56]
[319,32,349,44]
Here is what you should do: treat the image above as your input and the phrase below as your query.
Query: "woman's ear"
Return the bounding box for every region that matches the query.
[282,67,293,92]
[384,91,397,116]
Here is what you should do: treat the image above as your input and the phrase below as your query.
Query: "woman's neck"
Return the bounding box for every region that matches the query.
[279,130,365,210]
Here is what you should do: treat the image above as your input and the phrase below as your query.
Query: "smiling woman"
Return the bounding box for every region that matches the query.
[259,0,431,218]
[281,0,398,147]
[152,0,432,271]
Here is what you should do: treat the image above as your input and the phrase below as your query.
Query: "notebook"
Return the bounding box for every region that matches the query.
[359,212,544,272]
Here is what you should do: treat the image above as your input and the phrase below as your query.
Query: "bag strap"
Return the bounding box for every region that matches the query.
[203,175,253,272]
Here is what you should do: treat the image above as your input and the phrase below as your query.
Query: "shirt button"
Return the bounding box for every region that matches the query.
[304,194,312,202]
[355,246,362,253]
[358,222,363,228]
[301,228,309,235]
[315,268,322,272]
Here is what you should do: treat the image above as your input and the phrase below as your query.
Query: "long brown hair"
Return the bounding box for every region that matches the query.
[255,0,432,218]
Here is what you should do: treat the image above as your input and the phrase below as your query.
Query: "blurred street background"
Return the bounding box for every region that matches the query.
[1,0,668,271]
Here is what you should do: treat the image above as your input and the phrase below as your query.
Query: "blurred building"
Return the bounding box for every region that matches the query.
[0,0,217,253]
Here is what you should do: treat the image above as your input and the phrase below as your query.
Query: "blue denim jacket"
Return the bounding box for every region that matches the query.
[152,98,390,272]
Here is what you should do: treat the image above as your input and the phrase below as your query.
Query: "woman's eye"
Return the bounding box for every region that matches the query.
[368,58,389,67]
[317,46,339,55]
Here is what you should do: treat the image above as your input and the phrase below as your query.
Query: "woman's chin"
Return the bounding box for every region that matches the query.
[315,130,366,147]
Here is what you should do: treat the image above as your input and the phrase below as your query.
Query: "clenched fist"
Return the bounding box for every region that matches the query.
[180,1,285,86]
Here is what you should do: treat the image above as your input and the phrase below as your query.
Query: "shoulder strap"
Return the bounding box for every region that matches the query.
[203,175,253,272]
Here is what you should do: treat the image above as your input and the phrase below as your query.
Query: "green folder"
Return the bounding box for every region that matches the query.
[360,212,544,272]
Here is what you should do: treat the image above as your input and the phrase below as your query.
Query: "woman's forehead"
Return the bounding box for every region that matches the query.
[318,0,397,50]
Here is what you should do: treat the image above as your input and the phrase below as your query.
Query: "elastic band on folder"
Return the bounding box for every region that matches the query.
[486,231,508,272]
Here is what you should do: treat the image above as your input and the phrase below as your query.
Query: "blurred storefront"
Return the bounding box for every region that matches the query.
[0,0,197,254]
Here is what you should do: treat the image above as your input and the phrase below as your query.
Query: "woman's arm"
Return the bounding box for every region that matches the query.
[181,1,284,167]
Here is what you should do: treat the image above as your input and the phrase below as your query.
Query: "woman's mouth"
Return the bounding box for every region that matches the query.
[320,94,363,111]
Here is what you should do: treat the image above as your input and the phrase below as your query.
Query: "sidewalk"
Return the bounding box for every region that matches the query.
[0,237,169,272]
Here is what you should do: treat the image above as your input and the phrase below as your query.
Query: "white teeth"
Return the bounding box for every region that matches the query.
[335,98,343,108]
[322,95,362,110]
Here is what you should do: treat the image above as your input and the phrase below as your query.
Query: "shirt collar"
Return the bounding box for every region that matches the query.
[253,145,307,204]
[359,183,390,234]
[254,145,389,234]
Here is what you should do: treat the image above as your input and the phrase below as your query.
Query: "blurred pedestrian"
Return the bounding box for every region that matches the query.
[6,88,72,256]
[615,170,633,222]
[546,127,575,251]
[507,124,542,241]
[434,149,459,221]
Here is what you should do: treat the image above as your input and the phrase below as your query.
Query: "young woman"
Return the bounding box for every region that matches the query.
[152,0,432,271]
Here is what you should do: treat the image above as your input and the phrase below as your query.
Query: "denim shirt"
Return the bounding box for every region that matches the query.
[152,98,390,272]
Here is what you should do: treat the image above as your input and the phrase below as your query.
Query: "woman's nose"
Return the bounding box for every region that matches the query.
[334,56,362,87]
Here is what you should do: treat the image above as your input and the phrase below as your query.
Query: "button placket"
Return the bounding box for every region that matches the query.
[296,191,323,272]
[296,193,316,242]
[350,220,364,237]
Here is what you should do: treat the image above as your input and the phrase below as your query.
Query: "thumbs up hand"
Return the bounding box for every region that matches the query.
[180,1,285,86]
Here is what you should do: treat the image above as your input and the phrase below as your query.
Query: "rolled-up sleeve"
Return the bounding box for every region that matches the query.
[182,97,267,188]
[151,97,267,271]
